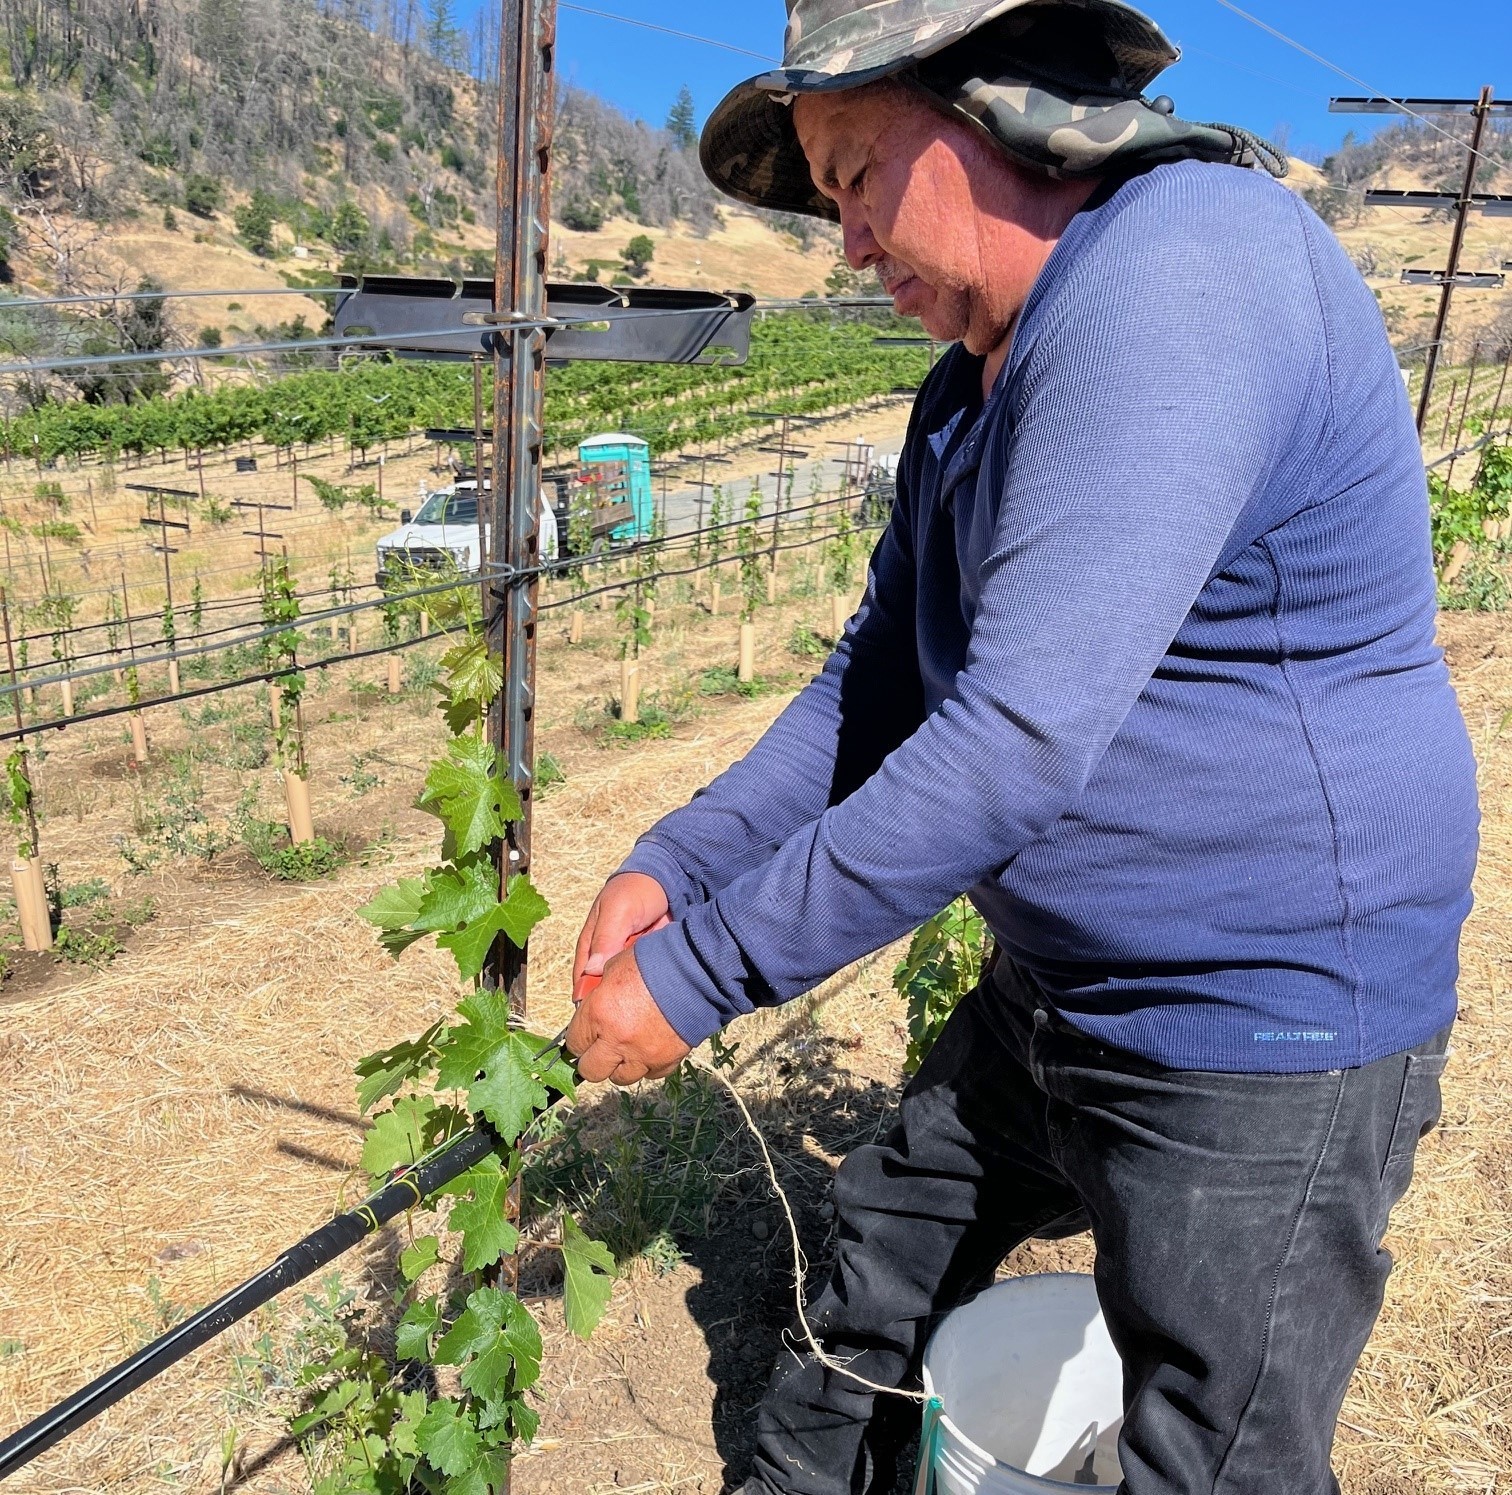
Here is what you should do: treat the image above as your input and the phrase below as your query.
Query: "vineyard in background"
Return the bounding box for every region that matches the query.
[0,315,928,467]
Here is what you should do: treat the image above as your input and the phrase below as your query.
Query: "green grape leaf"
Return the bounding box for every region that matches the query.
[441,639,503,710]
[356,877,424,930]
[560,1213,616,1340]
[354,1020,446,1114]
[440,687,484,738]
[465,1033,552,1144]
[389,1389,429,1458]
[433,988,513,1091]
[434,1286,543,1399]
[360,1096,457,1177]
[447,1156,521,1271]
[412,859,499,934]
[398,1234,441,1284]
[395,1295,443,1361]
[415,1397,482,1477]
[511,1399,540,1447]
[356,877,428,958]
[444,1449,511,1495]
[534,1042,578,1102]
[496,875,550,948]
[418,737,522,857]
[435,877,551,984]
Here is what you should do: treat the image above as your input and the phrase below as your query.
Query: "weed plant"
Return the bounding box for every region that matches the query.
[894,898,992,1074]
[53,926,124,967]
[117,758,249,871]
[240,818,346,881]
[340,753,382,797]
[526,1061,739,1267]
[535,753,565,796]
[788,623,829,660]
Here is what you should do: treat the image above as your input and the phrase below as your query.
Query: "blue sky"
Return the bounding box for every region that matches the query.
[469,0,1510,163]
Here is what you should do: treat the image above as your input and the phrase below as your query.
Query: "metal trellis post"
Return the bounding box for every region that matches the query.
[488,0,555,1005]
[487,0,556,1353]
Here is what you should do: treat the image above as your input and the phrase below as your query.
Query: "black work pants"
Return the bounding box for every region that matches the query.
[747,963,1450,1495]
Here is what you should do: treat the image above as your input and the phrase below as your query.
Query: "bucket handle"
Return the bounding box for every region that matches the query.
[912,1396,944,1495]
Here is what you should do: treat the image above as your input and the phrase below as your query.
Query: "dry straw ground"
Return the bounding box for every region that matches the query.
[0,588,1507,1494]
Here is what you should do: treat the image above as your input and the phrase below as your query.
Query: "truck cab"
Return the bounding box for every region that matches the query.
[375,479,558,588]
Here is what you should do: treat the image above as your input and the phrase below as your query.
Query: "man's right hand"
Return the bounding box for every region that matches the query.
[572,872,671,997]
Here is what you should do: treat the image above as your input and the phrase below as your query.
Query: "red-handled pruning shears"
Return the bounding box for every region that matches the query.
[531,931,645,1065]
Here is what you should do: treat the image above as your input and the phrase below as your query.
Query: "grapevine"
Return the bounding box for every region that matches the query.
[298,577,616,1491]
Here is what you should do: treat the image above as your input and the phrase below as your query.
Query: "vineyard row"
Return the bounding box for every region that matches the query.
[0,316,929,466]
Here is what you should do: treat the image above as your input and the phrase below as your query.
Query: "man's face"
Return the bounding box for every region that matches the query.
[794,86,1090,355]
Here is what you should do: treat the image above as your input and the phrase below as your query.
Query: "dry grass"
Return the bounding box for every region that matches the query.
[0,596,1507,1494]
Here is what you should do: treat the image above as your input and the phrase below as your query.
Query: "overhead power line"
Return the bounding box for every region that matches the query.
[1213,0,1507,170]
[559,3,777,62]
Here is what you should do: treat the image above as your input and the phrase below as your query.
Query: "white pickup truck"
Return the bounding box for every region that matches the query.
[374,479,559,588]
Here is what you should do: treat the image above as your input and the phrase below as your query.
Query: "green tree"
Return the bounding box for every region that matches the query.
[0,207,15,283]
[0,95,53,199]
[184,174,223,218]
[426,0,463,67]
[234,189,278,256]
[561,196,604,233]
[621,234,655,277]
[328,199,370,252]
[666,86,697,151]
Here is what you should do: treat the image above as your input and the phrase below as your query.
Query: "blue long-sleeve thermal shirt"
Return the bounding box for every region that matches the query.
[617,159,1479,1073]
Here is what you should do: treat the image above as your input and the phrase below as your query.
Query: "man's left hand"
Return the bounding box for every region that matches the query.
[565,946,691,1085]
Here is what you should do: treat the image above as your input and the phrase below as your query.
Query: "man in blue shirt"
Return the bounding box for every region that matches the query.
[562,3,1479,1490]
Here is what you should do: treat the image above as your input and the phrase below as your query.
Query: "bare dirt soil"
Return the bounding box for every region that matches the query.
[0,594,1507,1495]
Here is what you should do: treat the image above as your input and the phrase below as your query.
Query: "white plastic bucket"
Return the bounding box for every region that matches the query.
[921,1273,1124,1493]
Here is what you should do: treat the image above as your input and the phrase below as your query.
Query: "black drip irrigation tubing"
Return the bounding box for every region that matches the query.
[538,521,888,613]
[5,486,881,687]
[0,1125,499,1481]
[0,627,438,744]
[0,520,881,742]
[3,567,513,699]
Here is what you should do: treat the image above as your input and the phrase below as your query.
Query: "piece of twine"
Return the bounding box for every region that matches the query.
[696,1060,930,1405]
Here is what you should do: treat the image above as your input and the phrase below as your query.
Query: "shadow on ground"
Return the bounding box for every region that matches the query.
[524,1019,919,1493]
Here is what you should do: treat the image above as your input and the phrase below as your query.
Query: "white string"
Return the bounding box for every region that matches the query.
[698,1060,929,1404]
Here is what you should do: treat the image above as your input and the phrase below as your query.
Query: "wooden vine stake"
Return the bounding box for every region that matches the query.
[264,552,313,844]
[568,608,584,644]
[120,567,148,765]
[1,588,50,951]
[1441,540,1473,587]
[60,677,74,718]
[831,592,848,638]
[738,622,757,685]
[386,653,402,694]
[620,657,641,724]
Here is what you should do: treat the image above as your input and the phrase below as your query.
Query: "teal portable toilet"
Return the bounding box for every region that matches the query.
[578,433,653,541]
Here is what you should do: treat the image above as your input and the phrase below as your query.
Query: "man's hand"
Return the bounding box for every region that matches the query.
[573,872,671,995]
[565,945,691,1085]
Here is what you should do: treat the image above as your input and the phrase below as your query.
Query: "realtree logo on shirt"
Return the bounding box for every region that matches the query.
[1253,1030,1339,1043]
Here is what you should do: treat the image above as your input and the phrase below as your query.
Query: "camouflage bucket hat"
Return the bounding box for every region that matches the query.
[700,0,1286,221]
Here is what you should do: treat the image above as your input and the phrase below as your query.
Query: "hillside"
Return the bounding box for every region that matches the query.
[1287,116,1512,361]
[0,0,1506,392]
[0,0,816,396]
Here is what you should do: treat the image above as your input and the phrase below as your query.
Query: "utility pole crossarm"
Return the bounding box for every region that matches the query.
[1335,86,1500,434]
